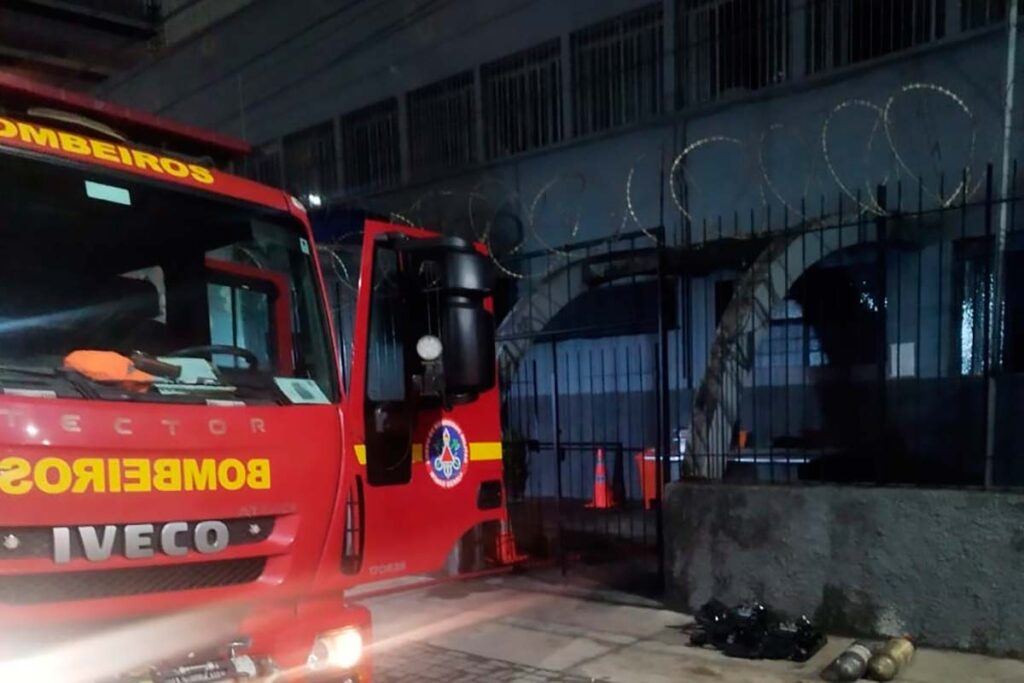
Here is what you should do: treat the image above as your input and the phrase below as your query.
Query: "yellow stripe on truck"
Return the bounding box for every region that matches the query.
[352,442,502,465]
[471,442,503,461]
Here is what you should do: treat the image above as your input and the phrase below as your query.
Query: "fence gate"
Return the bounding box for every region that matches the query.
[497,230,674,595]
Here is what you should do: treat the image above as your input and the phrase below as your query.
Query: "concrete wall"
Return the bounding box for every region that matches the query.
[664,482,1024,656]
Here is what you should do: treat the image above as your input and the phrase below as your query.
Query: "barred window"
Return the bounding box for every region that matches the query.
[571,5,664,137]
[962,0,1007,30]
[482,40,562,160]
[677,0,788,106]
[282,121,338,201]
[243,142,283,188]
[341,99,401,193]
[806,0,945,75]
[407,72,476,179]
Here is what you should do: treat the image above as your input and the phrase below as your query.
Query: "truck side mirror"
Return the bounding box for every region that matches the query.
[398,237,496,404]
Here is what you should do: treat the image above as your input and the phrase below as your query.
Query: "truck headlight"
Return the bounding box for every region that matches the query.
[307,627,363,671]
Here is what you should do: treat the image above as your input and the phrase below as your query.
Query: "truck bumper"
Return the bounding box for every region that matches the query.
[0,595,373,683]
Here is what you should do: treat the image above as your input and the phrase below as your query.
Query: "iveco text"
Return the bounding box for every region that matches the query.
[53,521,230,563]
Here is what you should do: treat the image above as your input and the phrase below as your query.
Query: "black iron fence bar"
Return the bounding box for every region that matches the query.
[958,168,970,480]
[549,344,565,577]
[655,232,671,583]
[876,184,888,486]
[983,164,995,488]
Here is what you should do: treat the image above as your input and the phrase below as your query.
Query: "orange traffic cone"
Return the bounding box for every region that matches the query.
[585,448,617,509]
[494,518,528,565]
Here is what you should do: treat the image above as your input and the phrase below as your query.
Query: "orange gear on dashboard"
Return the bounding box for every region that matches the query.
[64,350,157,384]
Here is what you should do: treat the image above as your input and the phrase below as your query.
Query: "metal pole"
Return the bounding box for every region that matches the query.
[655,147,671,588]
[655,226,671,588]
[985,0,1019,488]
[550,342,566,576]
[875,185,888,484]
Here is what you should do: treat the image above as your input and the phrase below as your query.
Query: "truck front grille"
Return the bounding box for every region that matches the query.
[0,558,266,605]
[0,517,275,560]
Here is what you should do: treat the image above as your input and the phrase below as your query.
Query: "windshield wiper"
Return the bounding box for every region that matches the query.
[0,364,59,377]
[0,364,101,399]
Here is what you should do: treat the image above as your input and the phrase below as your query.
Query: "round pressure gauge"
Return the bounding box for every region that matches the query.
[416,335,443,362]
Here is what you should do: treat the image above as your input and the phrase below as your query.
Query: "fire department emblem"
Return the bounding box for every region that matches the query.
[425,419,468,489]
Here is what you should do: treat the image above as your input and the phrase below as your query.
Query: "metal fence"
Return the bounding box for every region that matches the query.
[680,163,1024,489]
[494,160,1024,583]
[497,229,672,591]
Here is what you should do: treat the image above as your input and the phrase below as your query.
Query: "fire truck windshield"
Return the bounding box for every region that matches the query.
[0,148,337,404]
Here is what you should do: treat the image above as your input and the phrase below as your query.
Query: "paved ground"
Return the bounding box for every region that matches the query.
[375,642,596,682]
[363,574,1024,683]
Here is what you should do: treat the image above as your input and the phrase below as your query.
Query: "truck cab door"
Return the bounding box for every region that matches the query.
[337,220,506,583]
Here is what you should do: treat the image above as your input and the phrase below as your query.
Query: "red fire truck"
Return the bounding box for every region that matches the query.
[0,73,511,682]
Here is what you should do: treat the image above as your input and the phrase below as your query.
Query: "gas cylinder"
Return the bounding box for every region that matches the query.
[821,641,872,682]
[867,637,915,681]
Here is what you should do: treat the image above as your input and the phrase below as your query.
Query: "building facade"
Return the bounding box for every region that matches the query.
[101,0,1020,487]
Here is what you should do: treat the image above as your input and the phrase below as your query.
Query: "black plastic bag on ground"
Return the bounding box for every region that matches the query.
[688,599,731,648]
[689,600,826,662]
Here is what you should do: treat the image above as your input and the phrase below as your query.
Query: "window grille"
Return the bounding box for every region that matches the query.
[677,0,789,106]
[482,40,563,159]
[571,4,664,137]
[341,99,401,193]
[243,142,283,188]
[282,121,338,199]
[962,0,1008,31]
[407,71,476,179]
[806,0,945,75]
